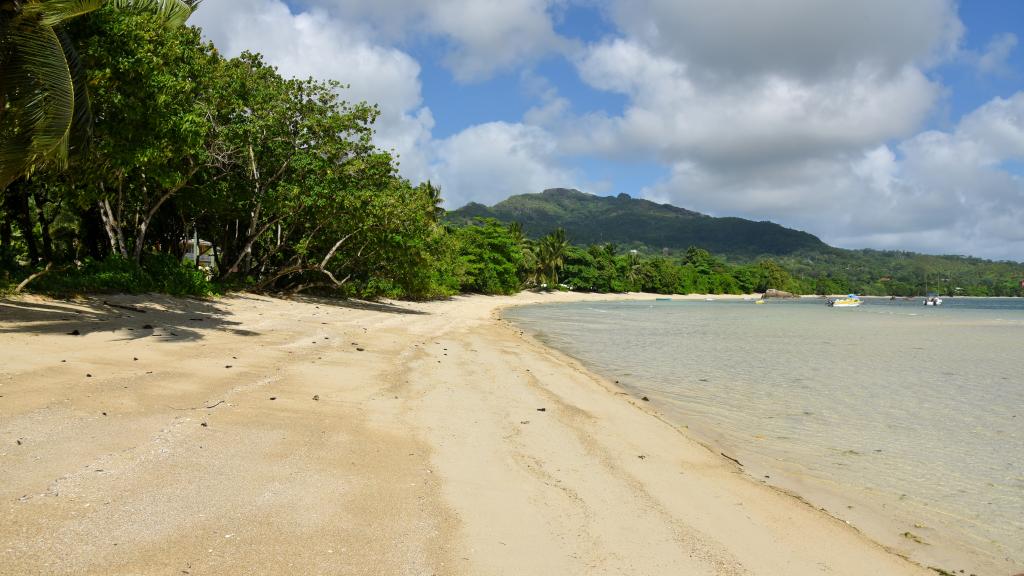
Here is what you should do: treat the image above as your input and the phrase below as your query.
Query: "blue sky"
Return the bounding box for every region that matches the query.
[194,1,1023,260]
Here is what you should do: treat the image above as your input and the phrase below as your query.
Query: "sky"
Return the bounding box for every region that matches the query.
[190,1,1024,261]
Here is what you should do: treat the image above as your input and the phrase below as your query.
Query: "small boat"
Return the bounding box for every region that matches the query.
[924,297,943,306]
[755,300,766,305]
[827,295,863,308]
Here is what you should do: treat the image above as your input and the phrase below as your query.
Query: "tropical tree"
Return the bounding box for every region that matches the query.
[419,180,445,222]
[507,221,537,284]
[452,218,524,294]
[625,250,641,288]
[0,0,196,190]
[537,227,568,287]
[67,7,218,263]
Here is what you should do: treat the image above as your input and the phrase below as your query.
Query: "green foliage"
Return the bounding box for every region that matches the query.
[447,188,828,259]
[447,189,1024,298]
[29,254,214,296]
[0,0,196,189]
[452,219,524,295]
[537,227,568,287]
[0,9,463,301]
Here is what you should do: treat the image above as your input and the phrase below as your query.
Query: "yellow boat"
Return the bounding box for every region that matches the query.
[828,295,862,308]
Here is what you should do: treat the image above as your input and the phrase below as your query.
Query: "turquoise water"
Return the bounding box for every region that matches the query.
[504,297,1024,574]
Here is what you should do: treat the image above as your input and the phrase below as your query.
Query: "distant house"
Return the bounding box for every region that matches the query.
[183,239,215,270]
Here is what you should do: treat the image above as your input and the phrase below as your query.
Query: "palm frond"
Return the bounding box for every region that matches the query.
[56,25,92,155]
[108,0,197,26]
[0,11,74,188]
[27,0,105,27]
[28,0,197,27]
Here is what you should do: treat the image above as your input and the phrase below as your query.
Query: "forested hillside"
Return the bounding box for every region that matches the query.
[449,190,1024,297]
[449,188,828,258]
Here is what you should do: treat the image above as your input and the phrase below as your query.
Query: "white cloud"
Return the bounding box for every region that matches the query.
[190,0,435,180]
[975,33,1018,76]
[191,0,576,194]
[644,93,1024,260]
[430,122,577,208]
[607,0,963,79]
[189,0,1023,259]
[567,39,940,165]
[294,0,569,81]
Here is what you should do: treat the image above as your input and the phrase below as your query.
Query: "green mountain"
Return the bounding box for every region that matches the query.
[448,188,830,259]
[448,188,1024,297]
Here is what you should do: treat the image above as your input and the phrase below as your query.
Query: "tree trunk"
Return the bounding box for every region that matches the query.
[81,204,105,260]
[0,210,11,251]
[98,199,128,258]
[131,169,197,264]
[5,181,38,263]
[32,191,53,262]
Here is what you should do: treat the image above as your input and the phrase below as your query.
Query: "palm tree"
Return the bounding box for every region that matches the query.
[507,221,538,285]
[625,250,641,288]
[537,227,568,287]
[420,180,445,222]
[0,0,196,189]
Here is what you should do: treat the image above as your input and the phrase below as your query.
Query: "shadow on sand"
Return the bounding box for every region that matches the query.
[0,294,258,342]
[0,292,434,343]
[287,295,432,316]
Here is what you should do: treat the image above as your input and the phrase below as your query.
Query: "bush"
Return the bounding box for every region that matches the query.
[28,254,216,296]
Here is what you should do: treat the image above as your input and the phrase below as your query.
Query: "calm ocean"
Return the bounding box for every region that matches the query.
[504,297,1024,575]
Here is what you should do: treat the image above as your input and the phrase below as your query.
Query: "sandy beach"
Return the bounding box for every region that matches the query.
[0,291,933,575]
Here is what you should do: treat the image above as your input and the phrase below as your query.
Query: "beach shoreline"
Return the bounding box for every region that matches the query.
[1,291,936,575]
[504,296,1020,576]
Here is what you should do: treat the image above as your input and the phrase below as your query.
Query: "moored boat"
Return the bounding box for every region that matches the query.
[828,295,863,308]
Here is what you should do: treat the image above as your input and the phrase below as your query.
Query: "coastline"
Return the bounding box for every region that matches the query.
[0,291,933,575]
[505,298,1014,575]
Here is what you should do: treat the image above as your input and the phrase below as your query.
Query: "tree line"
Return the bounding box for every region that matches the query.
[450,219,800,296]
[1,4,464,297]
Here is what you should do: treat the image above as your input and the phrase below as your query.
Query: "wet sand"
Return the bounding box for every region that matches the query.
[0,292,931,575]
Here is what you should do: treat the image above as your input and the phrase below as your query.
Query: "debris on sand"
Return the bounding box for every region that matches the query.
[67,330,80,336]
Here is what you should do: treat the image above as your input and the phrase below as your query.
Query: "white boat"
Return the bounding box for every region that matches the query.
[924,297,943,306]
[828,295,863,308]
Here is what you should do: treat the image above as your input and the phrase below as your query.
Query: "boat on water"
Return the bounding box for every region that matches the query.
[827,295,863,308]
[923,292,943,306]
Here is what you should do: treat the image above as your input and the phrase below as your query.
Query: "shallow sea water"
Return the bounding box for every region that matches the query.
[505,297,1024,574]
